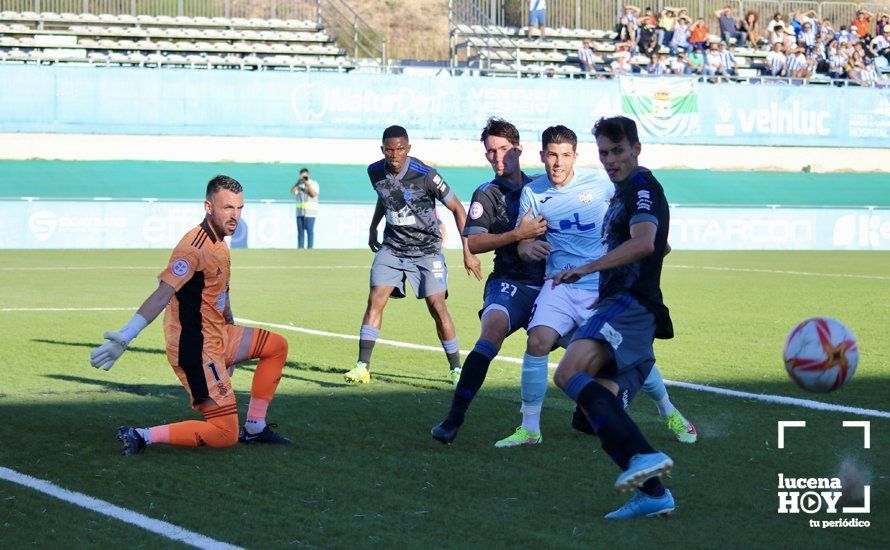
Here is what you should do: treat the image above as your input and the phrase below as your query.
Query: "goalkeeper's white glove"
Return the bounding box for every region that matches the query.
[90,331,129,371]
[89,313,147,371]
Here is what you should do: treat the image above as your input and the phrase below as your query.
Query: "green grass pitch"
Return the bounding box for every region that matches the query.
[0,249,887,547]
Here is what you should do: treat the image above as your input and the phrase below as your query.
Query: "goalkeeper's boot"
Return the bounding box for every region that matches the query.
[494,427,542,448]
[615,452,673,492]
[571,405,595,435]
[344,361,371,384]
[663,409,697,444]
[450,367,462,387]
[239,423,292,445]
[117,426,146,456]
[604,489,675,519]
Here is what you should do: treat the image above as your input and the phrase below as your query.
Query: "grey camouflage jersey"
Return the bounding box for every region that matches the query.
[369,156,455,258]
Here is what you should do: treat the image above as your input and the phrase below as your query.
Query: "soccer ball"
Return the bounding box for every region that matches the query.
[783,318,858,392]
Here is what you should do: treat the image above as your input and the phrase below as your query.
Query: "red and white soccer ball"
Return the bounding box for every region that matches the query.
[783,318,858,392]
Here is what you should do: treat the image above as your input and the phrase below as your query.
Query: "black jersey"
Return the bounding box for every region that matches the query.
[463,175,546,286]
[599,167,673,339]
[368,156,454,258]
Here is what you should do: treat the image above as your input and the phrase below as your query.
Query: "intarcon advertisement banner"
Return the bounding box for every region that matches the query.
[3,201,889,250]
[1,65,888,147]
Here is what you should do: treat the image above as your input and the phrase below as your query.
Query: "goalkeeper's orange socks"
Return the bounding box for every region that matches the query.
[142,407,239,447]
[244,330,288,435]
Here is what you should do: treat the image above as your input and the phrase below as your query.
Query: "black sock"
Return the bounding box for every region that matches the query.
[571,375,656,467]
[446,339,498,425]
[640,477,665,497]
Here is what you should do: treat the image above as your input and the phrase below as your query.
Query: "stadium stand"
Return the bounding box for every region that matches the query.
[449,0,890,85]
[0,0,386,70]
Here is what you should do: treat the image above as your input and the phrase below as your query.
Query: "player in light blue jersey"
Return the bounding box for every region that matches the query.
[494,125,696,448]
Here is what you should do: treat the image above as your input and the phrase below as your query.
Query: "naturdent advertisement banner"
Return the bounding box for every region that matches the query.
[2,65,889,147]
[3,200,889,250]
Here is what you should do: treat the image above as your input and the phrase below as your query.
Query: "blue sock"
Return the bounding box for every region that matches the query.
[520,353,549,433]
[447,339,499,425]
[441,338,461,369]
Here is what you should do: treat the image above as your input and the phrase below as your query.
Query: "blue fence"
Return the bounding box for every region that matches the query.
[2,64,889,147]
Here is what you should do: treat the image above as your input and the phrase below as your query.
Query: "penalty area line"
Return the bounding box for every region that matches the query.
[0,467,241,550]
[236,317,890,420]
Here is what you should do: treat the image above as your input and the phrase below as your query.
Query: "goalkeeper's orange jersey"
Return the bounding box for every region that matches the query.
[158,219,231,369]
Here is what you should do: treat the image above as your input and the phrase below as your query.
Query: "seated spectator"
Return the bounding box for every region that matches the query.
[621,19,640,49]
[799,21,817,48]
[669,16,691,55]
[851,10,873,40]
[616,5,641,37]
[838,25,854,44]
[849,57,877,86]
[718,41,736,75]
[820,19,836,40]
[877,13,889,35]
[766,12,785,34]
[689,18,709,50]
[610,48,634,75]
[704,42,723,77]
[638,20,658,55]
[647,52,668,74]
[770,24,788,46]
[715,8,746,46]
[687,45,706,74]
[641,7,658,27]
[578,39,597,72]
[766,42,787,75]
[796,10,818,33]
[670,50,691,73]
[740,10,762,46]
[871,28,890,64]
[657,7,680,45]
[784,45,809,78]
[827,41,847,78]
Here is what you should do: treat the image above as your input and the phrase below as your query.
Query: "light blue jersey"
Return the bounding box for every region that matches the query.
[518,168,613,290]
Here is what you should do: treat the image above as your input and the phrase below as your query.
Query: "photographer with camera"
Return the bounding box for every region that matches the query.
[291,168,320,249]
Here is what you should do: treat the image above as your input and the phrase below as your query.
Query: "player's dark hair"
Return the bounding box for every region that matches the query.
[593,116,640,146]
[480,117,520,146]
[382,125,409,142]
[206,175,243,199]
[541,125,578,151]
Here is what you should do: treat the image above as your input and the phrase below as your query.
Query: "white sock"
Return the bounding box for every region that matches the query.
[136,427,151,445]
[245,418,266,435]
[521,406,542,434]
[656,395,675,417]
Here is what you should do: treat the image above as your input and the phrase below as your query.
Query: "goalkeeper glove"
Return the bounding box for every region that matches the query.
[89,313,147,371]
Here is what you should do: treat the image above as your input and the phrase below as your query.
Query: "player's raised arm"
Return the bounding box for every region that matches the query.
[88,281,176,371]
[368,197,385,252]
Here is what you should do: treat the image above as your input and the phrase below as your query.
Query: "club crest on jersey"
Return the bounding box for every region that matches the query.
[171,259,190,276]
[579,192,593,204]
[469,201,484,220]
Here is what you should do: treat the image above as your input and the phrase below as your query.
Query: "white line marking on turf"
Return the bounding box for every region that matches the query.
[235,317,890,419]
[0,265,367,271]
[0,307,135,312]
[0,467,241,549]
[668,264,890,281]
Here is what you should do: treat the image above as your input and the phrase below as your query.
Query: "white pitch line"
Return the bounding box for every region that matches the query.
[0,307,135,312]
[668,264,890,281]
[0,467,241,549]
[0,265,368,271]
[235,317,890,419]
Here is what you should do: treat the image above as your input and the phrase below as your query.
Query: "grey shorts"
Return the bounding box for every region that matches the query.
[572,293,656,403]
[370,247,448,299]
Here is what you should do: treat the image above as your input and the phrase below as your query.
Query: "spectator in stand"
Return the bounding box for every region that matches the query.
[610,48,634,75]
[718,41,736,76]
[741,11,762,46]
[616,5,641,38]
[766,42,787,76]
[528,0,547,39]
[670,50,690,74]
[638,20,658,55]
[820,19,835,40]
[857,58,878,86]
[870,28,890,65]
[851,10,873,41]
[767,12,785,34]
[641,7,658,27]
[784,45,808,78]
[578,39,597,73]
[877,13,889,35]
[715,8,746,46]
[799,21,817,48]
[657,7,679,46]
[689,18,709,50]
[838,25,853,45]
[769,22,788,46]
[827,40,846,78]
[621,19,640,51]
[669,16,691,55]
[687,45,705,74]
[704,42,723,77]
[647,52,667,74]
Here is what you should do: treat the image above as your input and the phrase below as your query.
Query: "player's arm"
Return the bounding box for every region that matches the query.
[89,281,176,371]
[468,210,548,254]
[368,197,385,252]
[515,187,552,261]
[548,221,657,285]
[444,193,483,281]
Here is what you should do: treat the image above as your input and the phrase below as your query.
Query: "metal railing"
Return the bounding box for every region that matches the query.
[0,0,385,64]
[450,0,522,75]
[316,0,385,64]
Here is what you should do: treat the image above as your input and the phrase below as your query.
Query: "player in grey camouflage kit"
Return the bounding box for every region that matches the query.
[344,125,482,385]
